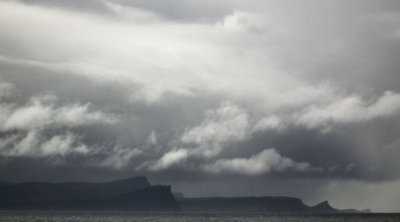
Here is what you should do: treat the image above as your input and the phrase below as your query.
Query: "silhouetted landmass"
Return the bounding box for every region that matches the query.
[107,185,179,211]
[0,176,369,213]
[179,196,309,212]
[310,200,337,212]
[0,176,179,211]
[341,208,372,213]
[179,197,369,213]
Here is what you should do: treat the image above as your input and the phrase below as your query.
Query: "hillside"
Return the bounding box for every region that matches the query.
[179,196,310,212]
[0,176,179,211]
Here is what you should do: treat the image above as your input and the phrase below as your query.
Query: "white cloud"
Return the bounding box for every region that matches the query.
[0,82,116,158]
[204,148,315,175]
[218,11,267,32]
[146,131,158,145]
[297,91,400,129]
[143,101,251,171]
[1,1,398,115]
[252,115,284,132]
[149,148,188,171]
[0,1,339,107]
[40,132,89,156]
[11,130,40,156]
[182,101,249,144]
[101,146,143,169]
[1,130,88,157]
[181,101,249,157]
[1,94,116,131]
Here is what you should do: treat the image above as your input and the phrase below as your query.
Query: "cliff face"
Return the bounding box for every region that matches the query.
[0,177,179,211]
[108,185,180,211]
[310,200,338,212]
[0,177,364,213]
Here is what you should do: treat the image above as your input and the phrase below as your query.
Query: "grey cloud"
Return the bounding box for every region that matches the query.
[101,0,235,22]
[17,0,112,14]
[14,0,231,22]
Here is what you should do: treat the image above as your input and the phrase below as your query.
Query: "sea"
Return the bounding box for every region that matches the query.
[1,211,400,222]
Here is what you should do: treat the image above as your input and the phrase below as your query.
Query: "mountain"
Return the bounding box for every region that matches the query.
[107,185,180,210]
[179,197,347,213]
[0,176,367,213]
[341,208,372,213]
[310,200,338,212]
[179,196,311,212]
[0,176,179,211]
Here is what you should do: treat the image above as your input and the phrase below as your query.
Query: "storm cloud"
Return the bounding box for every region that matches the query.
[1,0,400,212]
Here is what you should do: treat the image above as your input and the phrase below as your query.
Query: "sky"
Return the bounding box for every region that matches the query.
[0,0,400,212]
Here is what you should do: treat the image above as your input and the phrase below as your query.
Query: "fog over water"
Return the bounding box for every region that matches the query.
[1,0,400,212]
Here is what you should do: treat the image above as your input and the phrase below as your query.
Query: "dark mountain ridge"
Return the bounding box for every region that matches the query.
[0,176,179,211]
[310,200,337,212]
[178,197,370,213]
[0,176,368,213]
[179,196,309,212]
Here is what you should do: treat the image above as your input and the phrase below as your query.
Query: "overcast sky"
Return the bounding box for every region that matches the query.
[1,0,400,212]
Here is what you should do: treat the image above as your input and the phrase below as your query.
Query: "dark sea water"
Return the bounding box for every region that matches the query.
[1,211,399,222]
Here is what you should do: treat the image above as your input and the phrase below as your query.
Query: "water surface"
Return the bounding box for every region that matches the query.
[1,211,399,222]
